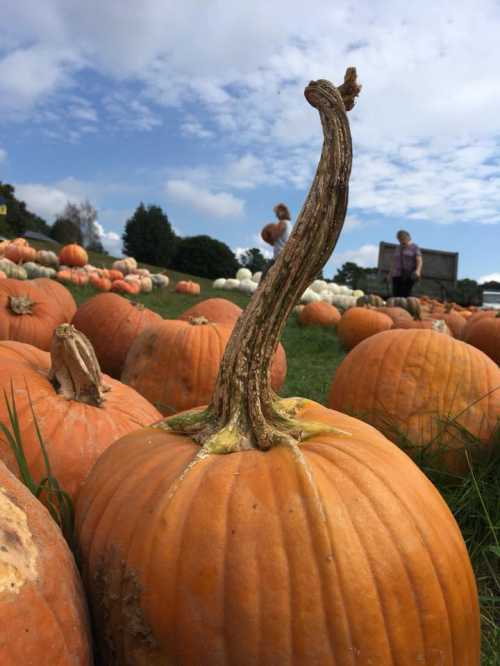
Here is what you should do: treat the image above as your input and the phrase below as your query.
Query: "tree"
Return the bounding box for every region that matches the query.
[171,235,239,279]
[0,182,51,237]
[333,262,377,289]
[55,200,100,248]
[50,218,83,245]
[122,203,177,266]
[238,248,268,273]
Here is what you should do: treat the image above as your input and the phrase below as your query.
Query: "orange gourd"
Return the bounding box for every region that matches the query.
[0,326,161,502]
[4,244,36,264]
[76,72,480,665]
[178,297,243,325]
[72,293,162,377]
[328,328,500,473]
[336,306,393,350]
[0,462,93,664]
[58,243,88,268]
[298,300,341,326]
[0,279,68,350]
[175,280,201,295]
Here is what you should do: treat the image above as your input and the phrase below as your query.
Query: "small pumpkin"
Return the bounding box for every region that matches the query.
[88,273,112,291]
[151,273,170,288]
[0,326,162,502]
[0,462,93,664]
[298,300,341,326]
[4,244,37,264]
[71,293,162,377]
[36,249,59,268]
[111,279,141,295]
[356,293,385,307]
[112,257,137,275]
[58,244,88,268]
[336,306,393,350]
[176,280,201,295]
[387,296,421,319]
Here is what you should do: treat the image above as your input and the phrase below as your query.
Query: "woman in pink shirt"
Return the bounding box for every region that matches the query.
[388,229,423,297]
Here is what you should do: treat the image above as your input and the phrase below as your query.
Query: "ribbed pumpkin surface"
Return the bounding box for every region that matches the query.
[329,329,500,472]
[71,293,161,377]
[0,462,92,664]
[463,314,500,364]
[76,401,480,665]
[32,277,77,322]
[299,301,341,326]
[121,319,287,415]
[179,298,243,325]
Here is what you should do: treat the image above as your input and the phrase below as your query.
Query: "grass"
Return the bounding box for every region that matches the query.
[18,244,500,661]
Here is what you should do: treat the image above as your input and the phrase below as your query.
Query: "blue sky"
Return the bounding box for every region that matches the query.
[1,1,499,282]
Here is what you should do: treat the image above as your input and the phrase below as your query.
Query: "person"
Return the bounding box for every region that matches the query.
[260,203,292,276]
[388,229,423,297]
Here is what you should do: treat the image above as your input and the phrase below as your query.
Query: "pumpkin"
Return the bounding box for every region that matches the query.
[298,300,341,326]
[0,462,93,664]
[121,316,287,415]
[76,73,480,665]
[377,305,412,324]
[387,296,421,319]
[0,326,162,502]
[178,297,243,326]
[356,293,385,307]
[428,311,466,338]
[0,279,68,350]
[107,269,124,281]
[392,318,452,335]
[35,249,59,268]
[88,273,112,291]
[112,257,137,275]
[111,279,140,295]
[151,273,170,288]
[175,280,201,295]
[72,293,162,378]
[236,267,252,281]
[58,244,88,268]
[463,309,496,340]
[328,328,500,474]
[32,277,77,322]
[56,269,73,283]
[21,262,54,279]
[0,271,6,280]
[260,221,282,243]
[336,306,393,350]
[463,312,500,365]
[4,244,36,264]
[70,271,89,287]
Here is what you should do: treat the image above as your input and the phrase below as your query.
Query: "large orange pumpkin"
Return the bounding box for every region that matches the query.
[71,293,162,378]
[0,279,68,350]
[298,300,341,326]
[464,312,500,365]
[0,326,162,502]
[121,316,287,415]
[58,243,88,267]
[328,328,500,473]
[336,306,393,350]
[0,462,93,664]
[4,244,37,264]
[76,73,480,665]
[178,297,243,325]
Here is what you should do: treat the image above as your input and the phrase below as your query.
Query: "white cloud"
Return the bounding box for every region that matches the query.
[332,244,379,268]
[478,273,500,284]
[165,179,245,218]
[14,183,78,220]
[95,222,122,257]
[0,148,7,163]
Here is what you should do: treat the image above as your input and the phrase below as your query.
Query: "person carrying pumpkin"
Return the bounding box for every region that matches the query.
[388,229,423,297]
[260,202,293,277]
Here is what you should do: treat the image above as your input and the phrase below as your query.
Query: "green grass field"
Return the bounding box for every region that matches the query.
[31,241,500,662]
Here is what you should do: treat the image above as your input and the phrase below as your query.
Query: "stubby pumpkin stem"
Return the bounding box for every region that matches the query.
[9,295,35,315]
[49,324,110,406]
[164,70,361,452]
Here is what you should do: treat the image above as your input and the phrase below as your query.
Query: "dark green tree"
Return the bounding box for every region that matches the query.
[122,203,177,266]
[172,235,239,279]
[239,247,268,273]
[0,182,51,237]
[333,262,371,288]
[50,218,83,245]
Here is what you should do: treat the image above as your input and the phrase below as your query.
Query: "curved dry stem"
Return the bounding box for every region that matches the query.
[163,70,361,452]
[49,324,110,406]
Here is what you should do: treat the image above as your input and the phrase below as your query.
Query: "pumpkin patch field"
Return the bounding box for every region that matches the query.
[0,74,498,665]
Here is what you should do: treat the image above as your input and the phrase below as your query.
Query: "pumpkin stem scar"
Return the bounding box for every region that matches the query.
[157,71,360,453]
[8,295,35,315]
[49,323,110,406]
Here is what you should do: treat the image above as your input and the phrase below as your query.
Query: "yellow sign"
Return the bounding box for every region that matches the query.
[0,205,6,216]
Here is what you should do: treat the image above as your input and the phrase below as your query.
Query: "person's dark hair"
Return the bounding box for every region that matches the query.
[273,203,291,220]
[396,229,411,240]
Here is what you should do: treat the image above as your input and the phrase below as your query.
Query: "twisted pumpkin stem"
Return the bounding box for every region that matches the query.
[163,69,361,452]
[49,324,110,406]
[9,295,35,315]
